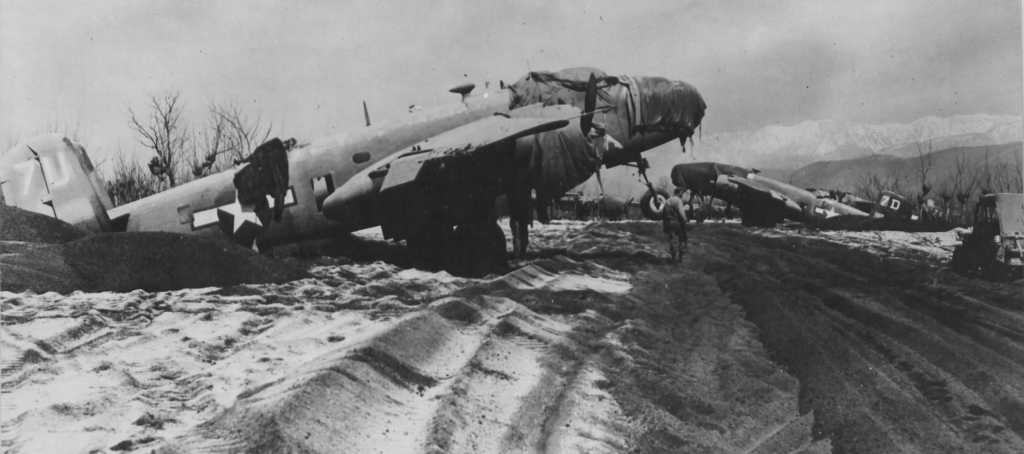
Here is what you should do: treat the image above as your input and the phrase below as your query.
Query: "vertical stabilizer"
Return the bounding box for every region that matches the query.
[0,134,114,233]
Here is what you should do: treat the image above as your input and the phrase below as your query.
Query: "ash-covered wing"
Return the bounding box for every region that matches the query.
[376,115,568,241]
[723,176,804,218]
[380,116,570,193]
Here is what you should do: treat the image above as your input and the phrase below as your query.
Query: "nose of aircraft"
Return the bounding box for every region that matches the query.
[322,174,376,225]
[629,76,706,141]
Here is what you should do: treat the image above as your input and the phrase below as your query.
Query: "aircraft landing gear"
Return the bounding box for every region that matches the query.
[510,219,530,259]
[448,221,507,276]
[405,220,507,276]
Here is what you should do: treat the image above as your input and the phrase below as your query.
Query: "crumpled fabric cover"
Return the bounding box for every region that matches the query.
[508,67,706,139]
[522,120,603,203]
[233,138,289,210]
[629,76,705,137]
[509,67,622,111]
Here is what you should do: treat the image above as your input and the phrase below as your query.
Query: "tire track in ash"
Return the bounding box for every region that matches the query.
[153,259,633,454]
[700,225,1024,453]
[525,222,832,454]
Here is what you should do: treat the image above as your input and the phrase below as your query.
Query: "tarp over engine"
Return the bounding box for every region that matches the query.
[508,67,706,138]
[507,105,602,211]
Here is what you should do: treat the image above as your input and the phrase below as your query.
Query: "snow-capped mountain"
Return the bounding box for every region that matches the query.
[684,114,1022,169]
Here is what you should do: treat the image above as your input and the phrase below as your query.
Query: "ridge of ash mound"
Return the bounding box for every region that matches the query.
[1,206,308,294]
[0,204,89,244]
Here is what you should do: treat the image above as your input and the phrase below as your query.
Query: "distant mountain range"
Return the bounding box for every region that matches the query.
[690,114,1022,169]
[577,114,1022,199]
[786,142,1022,194]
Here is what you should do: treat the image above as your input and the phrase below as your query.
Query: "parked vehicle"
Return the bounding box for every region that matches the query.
[951,193,1024,280]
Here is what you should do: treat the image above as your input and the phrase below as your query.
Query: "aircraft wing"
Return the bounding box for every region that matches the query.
[725,176,804,219]
[380,115,569,193]
[375,115,569,241]
[728,177,790,204]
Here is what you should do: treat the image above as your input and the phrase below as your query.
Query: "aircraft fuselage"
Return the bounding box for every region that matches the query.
[107,90,513,246]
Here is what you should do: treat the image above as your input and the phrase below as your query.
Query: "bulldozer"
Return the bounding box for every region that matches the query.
[951,193,1024,281]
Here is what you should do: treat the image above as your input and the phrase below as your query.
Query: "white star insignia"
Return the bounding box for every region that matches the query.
[815,205,840,218]
[216,192,265,248]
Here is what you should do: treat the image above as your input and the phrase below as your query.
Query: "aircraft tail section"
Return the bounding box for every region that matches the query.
[0,134,115,233]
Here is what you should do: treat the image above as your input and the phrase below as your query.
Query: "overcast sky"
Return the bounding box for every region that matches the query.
[2,0,1021,166]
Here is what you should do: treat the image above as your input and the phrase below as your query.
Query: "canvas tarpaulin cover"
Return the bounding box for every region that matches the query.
[521,117,602,204]
[508,67,706,138]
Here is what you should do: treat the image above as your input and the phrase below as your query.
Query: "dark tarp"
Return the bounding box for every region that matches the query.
[627,76,705,137]
[508,67,706,139]
[523,119,603,204]
[234,138,290,221]
[503,104,603,208]
[509,67,623,111]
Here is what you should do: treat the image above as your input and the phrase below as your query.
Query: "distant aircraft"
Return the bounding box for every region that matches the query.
[1,67,705,272]
[645,162,868,227]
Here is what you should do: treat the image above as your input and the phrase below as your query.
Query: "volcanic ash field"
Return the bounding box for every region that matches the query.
[2,220,1023,454]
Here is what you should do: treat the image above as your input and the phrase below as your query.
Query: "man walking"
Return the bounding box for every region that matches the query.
[657,189,688,263]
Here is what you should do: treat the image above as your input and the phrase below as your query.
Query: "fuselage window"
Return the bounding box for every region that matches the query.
[266,187,297,209]
[312,174,335,212]
[177,204,193,224]
[192,208,219,230]
[352,151,371,164]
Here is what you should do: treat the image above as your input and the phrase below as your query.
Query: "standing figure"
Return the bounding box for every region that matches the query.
[657,191,689,263]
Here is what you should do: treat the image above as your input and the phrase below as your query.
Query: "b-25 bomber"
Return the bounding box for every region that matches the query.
[1,67,706,273]
[645,161,867,227]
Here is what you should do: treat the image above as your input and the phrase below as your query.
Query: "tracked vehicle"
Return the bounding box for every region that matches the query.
[951,193,1024,280]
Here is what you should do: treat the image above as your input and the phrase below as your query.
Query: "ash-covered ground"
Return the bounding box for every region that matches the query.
[2,220,1022,453]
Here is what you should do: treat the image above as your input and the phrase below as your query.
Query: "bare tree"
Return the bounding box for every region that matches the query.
[884,166,909,200]
[3,118,89,157]
[105,144,160,206]
[183,99,276,181]
[210,99,273,164]
[950,153,980,225]
[1014,145,1023,193]
[854,172,883,202]
[936,180,954,220]
[915,140,933,199]
[977,145,1013,195]
[127,91,189,187]
[654,175,673,194]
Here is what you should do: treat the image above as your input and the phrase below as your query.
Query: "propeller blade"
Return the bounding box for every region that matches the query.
[363,101,371,127]
[596,167,605,196]
[580,73,597,136]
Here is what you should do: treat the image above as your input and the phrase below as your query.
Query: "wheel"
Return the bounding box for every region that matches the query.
[640,188,670,221]
[405,225,452,270]
[444,222,507,276]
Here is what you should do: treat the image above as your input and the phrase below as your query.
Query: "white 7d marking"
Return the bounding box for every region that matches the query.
[14,160,37,195]
[41,154,71,187]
